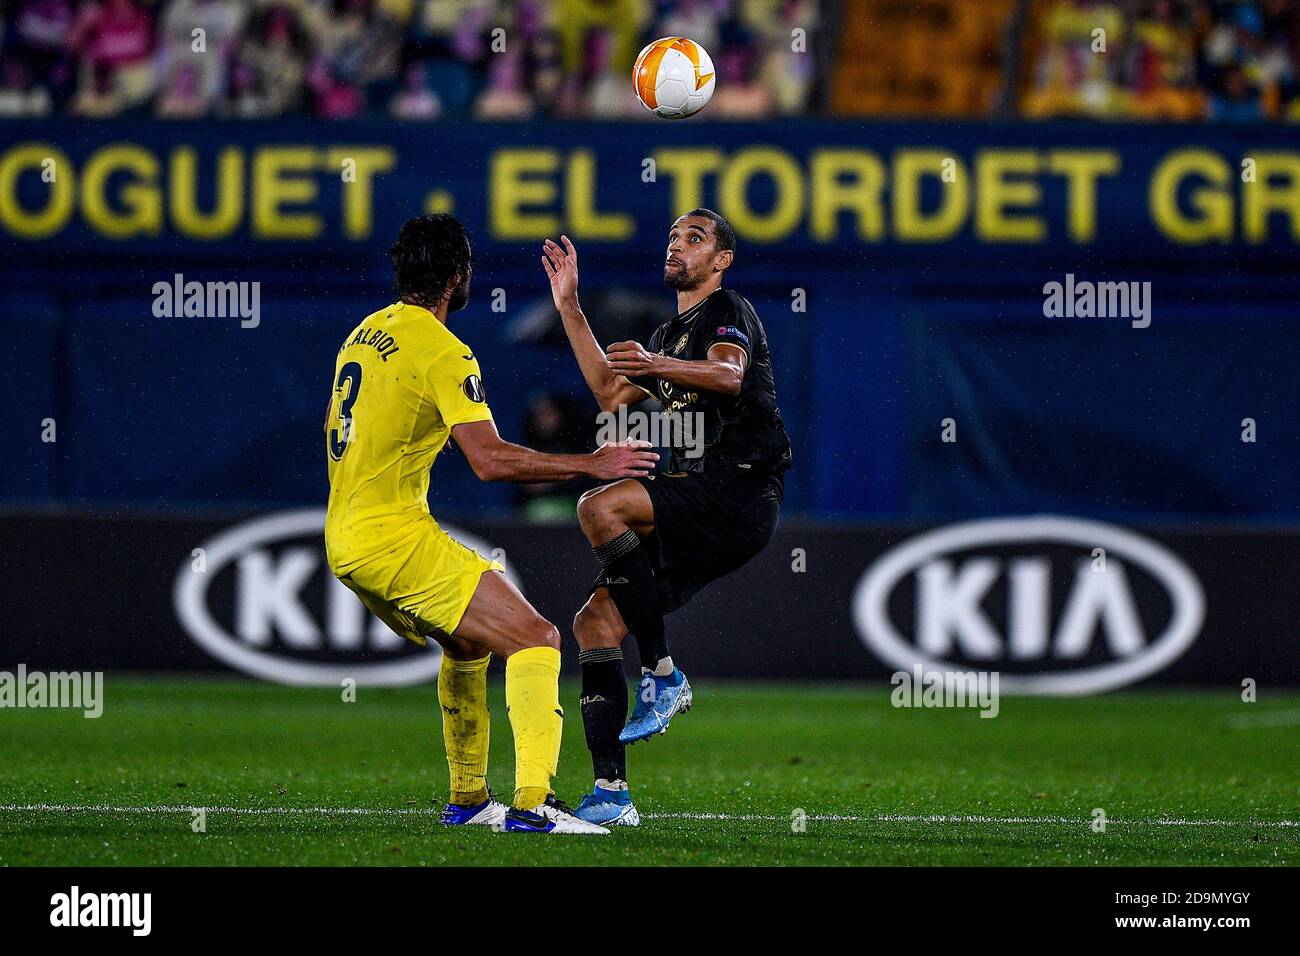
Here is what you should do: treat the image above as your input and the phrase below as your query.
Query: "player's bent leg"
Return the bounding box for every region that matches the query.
[576,479,656,543]
[452,571,559,806]
[578,481,674,677]
[572,590,640,827]
[451,568,560,658]
[432,634,508,827]
[452,570,607,834]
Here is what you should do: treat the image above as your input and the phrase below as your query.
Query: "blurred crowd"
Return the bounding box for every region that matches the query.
[4,0,1294,122]
[0,0,820,119]
[1023,0,1300,121]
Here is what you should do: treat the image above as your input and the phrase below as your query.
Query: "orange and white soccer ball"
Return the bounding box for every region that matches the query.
[633,37,716,119]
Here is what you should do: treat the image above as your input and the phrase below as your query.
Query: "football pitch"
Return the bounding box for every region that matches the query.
[0,678,1294,866]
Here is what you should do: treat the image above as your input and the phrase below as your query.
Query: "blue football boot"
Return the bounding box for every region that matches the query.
[440,796,509,828]
[574,783,641,827]
[620,668,693,744]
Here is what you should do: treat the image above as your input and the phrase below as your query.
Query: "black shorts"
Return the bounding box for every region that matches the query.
[592,463,782,612]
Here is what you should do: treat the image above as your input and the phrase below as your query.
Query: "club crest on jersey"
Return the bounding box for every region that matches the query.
[672,333,689,355]
[715,326,749,346]
[462,374,486,403]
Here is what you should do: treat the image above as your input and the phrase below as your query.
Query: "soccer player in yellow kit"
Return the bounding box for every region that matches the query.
[325,215,657,835]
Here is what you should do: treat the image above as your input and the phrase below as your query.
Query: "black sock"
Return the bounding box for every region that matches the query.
[579,647,628,782]
[593,530,669,672]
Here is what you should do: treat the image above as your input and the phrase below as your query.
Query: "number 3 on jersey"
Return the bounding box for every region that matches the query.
[329,361,362,460]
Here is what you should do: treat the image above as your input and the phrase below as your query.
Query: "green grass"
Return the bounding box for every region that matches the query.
[0,677,1294,865]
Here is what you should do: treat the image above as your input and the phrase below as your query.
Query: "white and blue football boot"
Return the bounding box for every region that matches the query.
[502,795,610,835]
[620,668,693,744]
[440,796,509,828]
[574,783,641,827]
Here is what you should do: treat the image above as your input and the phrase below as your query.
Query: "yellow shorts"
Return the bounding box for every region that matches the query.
[331,517,504,645]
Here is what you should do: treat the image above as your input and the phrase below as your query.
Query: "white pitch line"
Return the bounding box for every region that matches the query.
[1228,708,1300,729]
[0,804,1294,829]
[0,803,429,817]
[651,812,1298,827]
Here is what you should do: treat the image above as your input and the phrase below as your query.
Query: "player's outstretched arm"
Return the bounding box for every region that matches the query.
[451,419,658,483]
[607,341,746,398]
[542,236,652,413]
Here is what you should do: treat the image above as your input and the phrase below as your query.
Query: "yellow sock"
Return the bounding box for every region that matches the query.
[438,654,492,806]
[504,645,563,810]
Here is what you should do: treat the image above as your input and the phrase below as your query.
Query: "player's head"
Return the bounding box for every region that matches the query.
[390,214,473,314]
[664,208,735,292]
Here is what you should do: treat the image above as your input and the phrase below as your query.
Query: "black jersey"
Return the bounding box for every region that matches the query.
[630,288,792,484]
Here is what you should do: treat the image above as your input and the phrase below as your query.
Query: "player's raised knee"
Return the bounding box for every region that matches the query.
[577,488,616,536]
[575,489,601,525]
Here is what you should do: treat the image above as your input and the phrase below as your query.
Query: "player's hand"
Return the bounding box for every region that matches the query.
[541,235,580,310]
[606,340,660,376]
[588,440,659,480]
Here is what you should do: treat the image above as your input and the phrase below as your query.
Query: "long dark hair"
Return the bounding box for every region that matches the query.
[389,215,472,309]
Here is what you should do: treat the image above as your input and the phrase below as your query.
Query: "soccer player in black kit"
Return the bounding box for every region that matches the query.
[541,209,792,826]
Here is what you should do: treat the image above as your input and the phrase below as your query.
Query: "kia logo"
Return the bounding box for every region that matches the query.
[174,508,517,686]
[852,516,1204,695]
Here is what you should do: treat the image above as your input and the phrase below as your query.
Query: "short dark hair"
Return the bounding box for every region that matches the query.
[683,207,736,254]
[390,215,472,307]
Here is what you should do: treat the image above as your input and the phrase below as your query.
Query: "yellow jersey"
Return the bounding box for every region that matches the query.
[324,301,493,573]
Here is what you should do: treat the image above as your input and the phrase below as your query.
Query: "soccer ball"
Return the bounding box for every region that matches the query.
[633,37,716,119]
